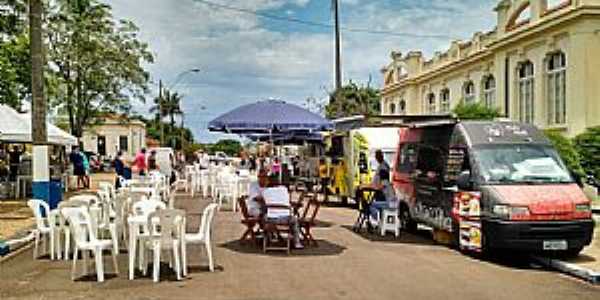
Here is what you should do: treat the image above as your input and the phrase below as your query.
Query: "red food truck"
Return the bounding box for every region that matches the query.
[392,119,594,255]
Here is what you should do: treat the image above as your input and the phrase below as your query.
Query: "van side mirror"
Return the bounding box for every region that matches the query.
[456,170,472,191]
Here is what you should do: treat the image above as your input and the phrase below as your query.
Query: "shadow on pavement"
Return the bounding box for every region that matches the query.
[219,239,346,257]
[341,225,435,245]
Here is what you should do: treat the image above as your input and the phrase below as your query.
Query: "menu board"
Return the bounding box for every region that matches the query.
[455,192,482,252]
[444,148,466,182]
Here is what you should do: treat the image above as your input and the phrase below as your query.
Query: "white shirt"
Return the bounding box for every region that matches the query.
[263,187,291,219]
[246,181,263,217]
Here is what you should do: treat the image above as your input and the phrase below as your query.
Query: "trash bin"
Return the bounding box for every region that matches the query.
[48,179,63,209]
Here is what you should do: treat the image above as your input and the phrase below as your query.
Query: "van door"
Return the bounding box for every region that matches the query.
[412,125,455,230]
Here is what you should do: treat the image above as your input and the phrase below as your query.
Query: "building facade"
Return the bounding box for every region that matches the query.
[381,0,600,137]
[81,116,146,159]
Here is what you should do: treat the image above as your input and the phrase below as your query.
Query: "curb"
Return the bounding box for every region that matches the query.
[532,256,600,284]
[0,226,35,260]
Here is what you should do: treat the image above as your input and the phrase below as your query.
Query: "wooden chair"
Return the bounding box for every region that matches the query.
[237,196,261,245]
[262,204,293,255]
[299,196,321,247]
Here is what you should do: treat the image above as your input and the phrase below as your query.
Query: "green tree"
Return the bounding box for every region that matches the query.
[151,89,182,128]
[209,139,242,156]
[574,126,600,179]
[452,102,501,120]
[0,1,30,109]
[0,0,26,38]
[544,130,585,180]
[47,0,153,137]
[326,80,380,119]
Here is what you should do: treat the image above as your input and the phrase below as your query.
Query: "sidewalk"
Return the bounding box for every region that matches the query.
[0,173,115,241]
[535,214,600,284]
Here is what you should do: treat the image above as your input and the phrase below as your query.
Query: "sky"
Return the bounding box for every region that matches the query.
[103,0,499,143]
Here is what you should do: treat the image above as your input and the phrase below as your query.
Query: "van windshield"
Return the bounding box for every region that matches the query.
[473,144,573,185]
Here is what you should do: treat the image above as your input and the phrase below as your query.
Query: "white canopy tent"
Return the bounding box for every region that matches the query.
[0,104,77,146]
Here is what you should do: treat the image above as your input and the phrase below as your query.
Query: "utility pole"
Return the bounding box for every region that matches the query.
[159,80,164,146]
[30,0,50,203]
[333,0,342,97]
[180,112,185,150]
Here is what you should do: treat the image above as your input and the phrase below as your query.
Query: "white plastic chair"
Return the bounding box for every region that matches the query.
[98,181,115,202]
[172,171,189,195]
[145,209,185,282]
[184,165,196,196]
[61,207,119,282]
[183,203,218,274]
[27,199,58,260]
[57,199,91,261]
[379,208,400,237]
[217,174,237,211]
[95,195,119,254]
[128,199,166,279]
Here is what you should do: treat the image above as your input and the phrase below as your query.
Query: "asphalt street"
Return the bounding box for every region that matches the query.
[1,193,599,300]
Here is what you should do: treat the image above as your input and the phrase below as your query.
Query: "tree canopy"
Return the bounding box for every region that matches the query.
[544,130,585,180]
[0,1,29,110]
[452,102,501,120]
[46,0,153,137]
[574,126,600,180]
[325,80,380,119]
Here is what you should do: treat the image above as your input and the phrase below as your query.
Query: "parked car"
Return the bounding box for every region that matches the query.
[392,119,594,256]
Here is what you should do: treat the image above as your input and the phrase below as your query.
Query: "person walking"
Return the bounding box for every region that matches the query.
[134,148,148,176]
[69,146,85,190]
[113,151,125,189]
[148,150,159,172]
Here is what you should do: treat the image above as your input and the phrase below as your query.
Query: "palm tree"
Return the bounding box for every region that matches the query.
[150,89,183,124]
[162,90,182,127]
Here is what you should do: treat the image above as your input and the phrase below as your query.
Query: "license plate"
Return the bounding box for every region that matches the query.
[543,240,568,250]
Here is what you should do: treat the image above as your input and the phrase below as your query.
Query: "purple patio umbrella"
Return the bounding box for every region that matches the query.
[208,99,332,134]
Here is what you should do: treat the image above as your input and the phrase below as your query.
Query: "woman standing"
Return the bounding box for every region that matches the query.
[81,152,91,189]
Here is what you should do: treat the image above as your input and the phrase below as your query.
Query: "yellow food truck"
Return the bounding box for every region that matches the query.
[324,116,404,205]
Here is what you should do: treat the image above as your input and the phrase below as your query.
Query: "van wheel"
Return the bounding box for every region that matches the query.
[400,205,417,233]
[558,247,583,259]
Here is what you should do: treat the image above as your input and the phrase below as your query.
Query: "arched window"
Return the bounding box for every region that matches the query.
[508,2,531,30]
[518,61,535,124]
[423,93,437,114]
[426,93,436,113]
[547,0,570,11]
[389,102,396,115]
[482,75,496,108]
[399,100,407,115]
[440,89,450,113]
[547,51,566,125]
[463,81,475,104]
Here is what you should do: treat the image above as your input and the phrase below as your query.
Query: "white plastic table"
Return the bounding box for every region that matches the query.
[127,215,185,280]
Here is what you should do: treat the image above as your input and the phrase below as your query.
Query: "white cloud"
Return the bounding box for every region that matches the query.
[103,0,497,142]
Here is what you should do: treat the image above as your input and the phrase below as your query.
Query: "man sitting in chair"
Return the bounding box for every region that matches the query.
[247,169,303,249]
[363,150,398,226]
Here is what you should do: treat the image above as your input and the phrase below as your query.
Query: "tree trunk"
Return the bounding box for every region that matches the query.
[30,0,46,144]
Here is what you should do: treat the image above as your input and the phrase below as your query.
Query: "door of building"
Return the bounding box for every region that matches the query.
[97,136,106,156]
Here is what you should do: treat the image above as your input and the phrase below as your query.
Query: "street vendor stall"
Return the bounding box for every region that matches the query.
[0,104,77,201]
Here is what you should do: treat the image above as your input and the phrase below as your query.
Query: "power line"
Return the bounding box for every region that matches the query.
[193,0,461,40]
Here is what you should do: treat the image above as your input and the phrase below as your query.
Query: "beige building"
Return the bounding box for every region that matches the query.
[82,116,146,159]
[381,0,600,137]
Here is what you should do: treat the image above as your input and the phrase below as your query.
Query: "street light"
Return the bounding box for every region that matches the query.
[157,68,201,146]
